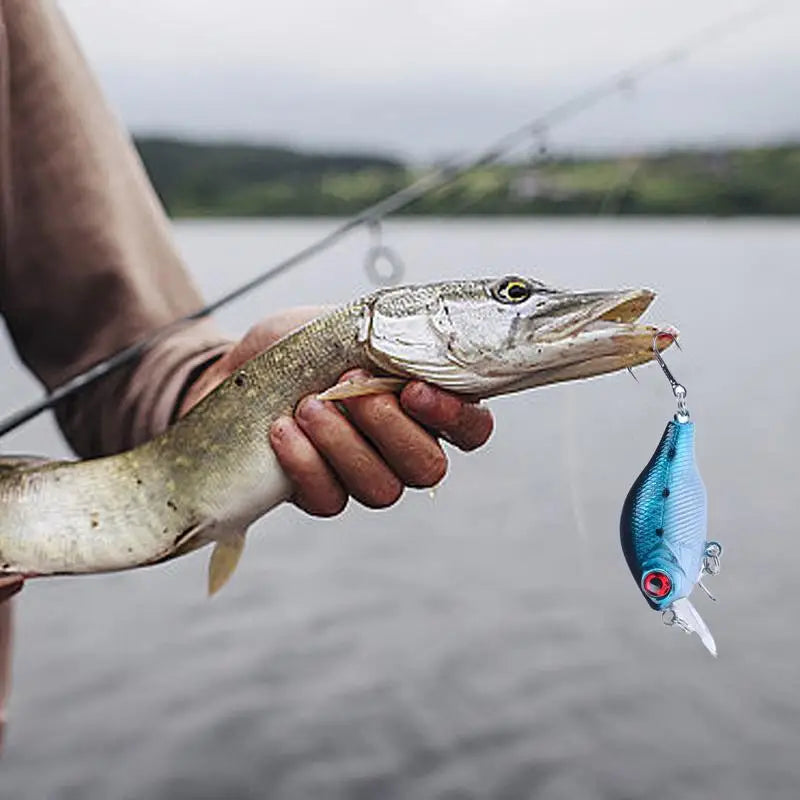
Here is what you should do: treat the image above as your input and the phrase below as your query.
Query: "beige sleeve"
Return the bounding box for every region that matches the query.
[0,0,234,456]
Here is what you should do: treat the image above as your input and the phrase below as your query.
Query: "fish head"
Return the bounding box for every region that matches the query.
[637,554,692,612]
[366,276,675,398]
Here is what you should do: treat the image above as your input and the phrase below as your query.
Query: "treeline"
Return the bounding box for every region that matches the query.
[133,136,800,217]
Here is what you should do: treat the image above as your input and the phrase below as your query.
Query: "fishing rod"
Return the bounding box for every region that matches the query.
[0,0,787,438]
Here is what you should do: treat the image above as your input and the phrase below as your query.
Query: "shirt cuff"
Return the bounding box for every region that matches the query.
[127,319,234,447]
[55,318,234,457]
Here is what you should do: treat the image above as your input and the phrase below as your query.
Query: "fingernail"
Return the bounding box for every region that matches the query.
[297,397,324,421]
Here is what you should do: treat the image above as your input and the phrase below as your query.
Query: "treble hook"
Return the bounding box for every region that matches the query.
[652,331,690,421]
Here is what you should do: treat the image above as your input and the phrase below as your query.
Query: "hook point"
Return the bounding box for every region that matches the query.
[651,329,688,410]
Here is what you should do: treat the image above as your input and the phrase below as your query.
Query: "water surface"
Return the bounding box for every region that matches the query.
[1,219,798,799]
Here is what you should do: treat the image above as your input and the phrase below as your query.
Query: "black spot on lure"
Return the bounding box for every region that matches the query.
[620,333,722,657]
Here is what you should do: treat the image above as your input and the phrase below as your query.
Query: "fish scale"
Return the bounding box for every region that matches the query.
[622,422,707,572]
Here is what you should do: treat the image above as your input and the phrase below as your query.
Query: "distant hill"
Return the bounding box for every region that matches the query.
[133,136,800,217]
[134,136,405,215]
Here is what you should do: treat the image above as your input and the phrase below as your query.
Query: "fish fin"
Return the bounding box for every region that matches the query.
[382,359,492,395]
[317,377,407,401]
[208,530,247,596]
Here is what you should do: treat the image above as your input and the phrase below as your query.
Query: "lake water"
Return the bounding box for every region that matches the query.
[1,219,798,799]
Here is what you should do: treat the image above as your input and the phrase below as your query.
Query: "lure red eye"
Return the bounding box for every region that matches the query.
[642,570,672,599]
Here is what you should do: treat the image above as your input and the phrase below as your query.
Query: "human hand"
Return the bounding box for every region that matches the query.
[179,306,494,516]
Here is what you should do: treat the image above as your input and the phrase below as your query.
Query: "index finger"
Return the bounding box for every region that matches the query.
[400,382,493,452]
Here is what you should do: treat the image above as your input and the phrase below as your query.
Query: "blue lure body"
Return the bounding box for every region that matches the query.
[620,418,720,655]
[621,420,706,609]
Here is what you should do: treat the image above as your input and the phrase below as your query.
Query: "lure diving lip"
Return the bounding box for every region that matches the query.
[619,334,722,657]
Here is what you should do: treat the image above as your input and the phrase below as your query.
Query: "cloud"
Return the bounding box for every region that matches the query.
[61,0,800,158]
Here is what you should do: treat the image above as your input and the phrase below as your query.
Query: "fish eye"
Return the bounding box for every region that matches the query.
[491,277,532,304]
[642,570,672,599]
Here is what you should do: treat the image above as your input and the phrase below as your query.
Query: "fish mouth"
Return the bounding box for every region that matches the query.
[540,287,659,338]
[569,288,659,334]
[500,287,677,392]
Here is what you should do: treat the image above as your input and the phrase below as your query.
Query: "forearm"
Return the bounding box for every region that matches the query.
[0,0,233,455]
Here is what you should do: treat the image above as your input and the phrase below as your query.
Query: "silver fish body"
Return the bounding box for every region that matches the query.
[0,276,672,592]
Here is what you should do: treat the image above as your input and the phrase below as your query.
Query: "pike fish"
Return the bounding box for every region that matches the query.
[0,276,674,594]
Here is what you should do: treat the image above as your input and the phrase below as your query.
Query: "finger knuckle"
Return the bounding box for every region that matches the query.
[409,450,447,487]
[465,413,495,451]
[361,394,399,426]
[403,385,461,429]
[360,477,403,509]
[443,405,491,450]
[308,491,349,518]
[276,439,317,477]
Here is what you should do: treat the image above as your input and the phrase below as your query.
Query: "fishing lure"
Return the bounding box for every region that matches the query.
[620,334,722,656]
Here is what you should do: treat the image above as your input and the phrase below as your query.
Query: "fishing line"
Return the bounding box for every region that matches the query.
[0,0,787,439]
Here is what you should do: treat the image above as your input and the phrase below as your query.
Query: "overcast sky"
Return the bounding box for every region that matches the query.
[61,0,800,161]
